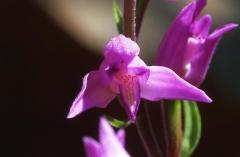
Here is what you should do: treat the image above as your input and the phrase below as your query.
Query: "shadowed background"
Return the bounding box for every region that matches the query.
[1,0,240,156]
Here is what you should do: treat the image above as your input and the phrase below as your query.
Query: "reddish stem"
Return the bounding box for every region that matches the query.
[124,0,137,41]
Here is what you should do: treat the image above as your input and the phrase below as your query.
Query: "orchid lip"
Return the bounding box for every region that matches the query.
[115,70,140,122]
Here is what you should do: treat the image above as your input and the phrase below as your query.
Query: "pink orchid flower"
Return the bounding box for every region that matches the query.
[83,117,130,157]
[67,35,211,121]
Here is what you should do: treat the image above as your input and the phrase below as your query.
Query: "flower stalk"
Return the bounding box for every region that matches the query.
[143,101,163,157]
[124,0,137,41]
[135,118,154,157]
[160,101,170,157]
[135,101,165,157]
[124,1,152,155]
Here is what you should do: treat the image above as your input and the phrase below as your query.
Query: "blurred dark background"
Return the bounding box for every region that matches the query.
[1,0,240,157]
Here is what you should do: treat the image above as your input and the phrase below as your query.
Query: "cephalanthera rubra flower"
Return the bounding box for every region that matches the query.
[67,35,211,121]
[83,117,130,157]
[157,0,238,86]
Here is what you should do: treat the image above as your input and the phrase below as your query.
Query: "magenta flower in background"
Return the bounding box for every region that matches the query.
[83,117,130,157]
[67,35,211,121]
[157,0,238,86]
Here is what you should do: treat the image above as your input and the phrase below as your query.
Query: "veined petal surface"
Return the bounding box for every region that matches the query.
[119,75,141,122]
[67,71,116,118]
[140,66,212,103]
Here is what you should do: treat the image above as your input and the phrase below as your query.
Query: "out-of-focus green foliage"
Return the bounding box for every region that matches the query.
[181,101,202,157]
[105,115,131,128]
[112,0,123,33]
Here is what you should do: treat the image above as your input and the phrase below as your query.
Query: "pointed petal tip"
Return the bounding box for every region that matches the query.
[209,23,239,39]
[191,14,212,38]
[83,136,92,143]
[83,136,103,157]
[66,112,75,119]
[66,102,83,119]
[208,98,213,103]
[203,94,212,103]
[201,14,212,22]
[179,1,197,22]
[117,129,125,138]
[83,136,100,145]
[100,116,108,125]
[128,106,137,123]
[129,114,136,123]
[99,116,113,132]
[116,129,126,146]
[223,23,239,30]
[124,102,138,123]
[83,136,99,150]
[228,23,239,28]
[195,0,207,17]
[198,90,212,103]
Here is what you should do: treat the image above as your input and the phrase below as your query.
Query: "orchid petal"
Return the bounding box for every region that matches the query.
[99,117,130,157]
[83,137,103,157]
[157,2,196,74]
[191,14,212,39]
[67,71,116,118]
[128,66,150,81]
[127,56,150,82]
[186,24,238,86]
[116,129,126,146]
[208,24,238,40]
[194,0,206,19]
[128,56,147,67]
[104,34,140,65]
[140,66,212,103]
[119,75,140,122]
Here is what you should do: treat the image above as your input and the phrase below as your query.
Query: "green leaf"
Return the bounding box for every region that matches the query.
[181,101,202,157]
[105,115,131,128]
[167,100,182,139]
[161,100,183,156]
[112,0,123,34]
[165,100,183,157]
